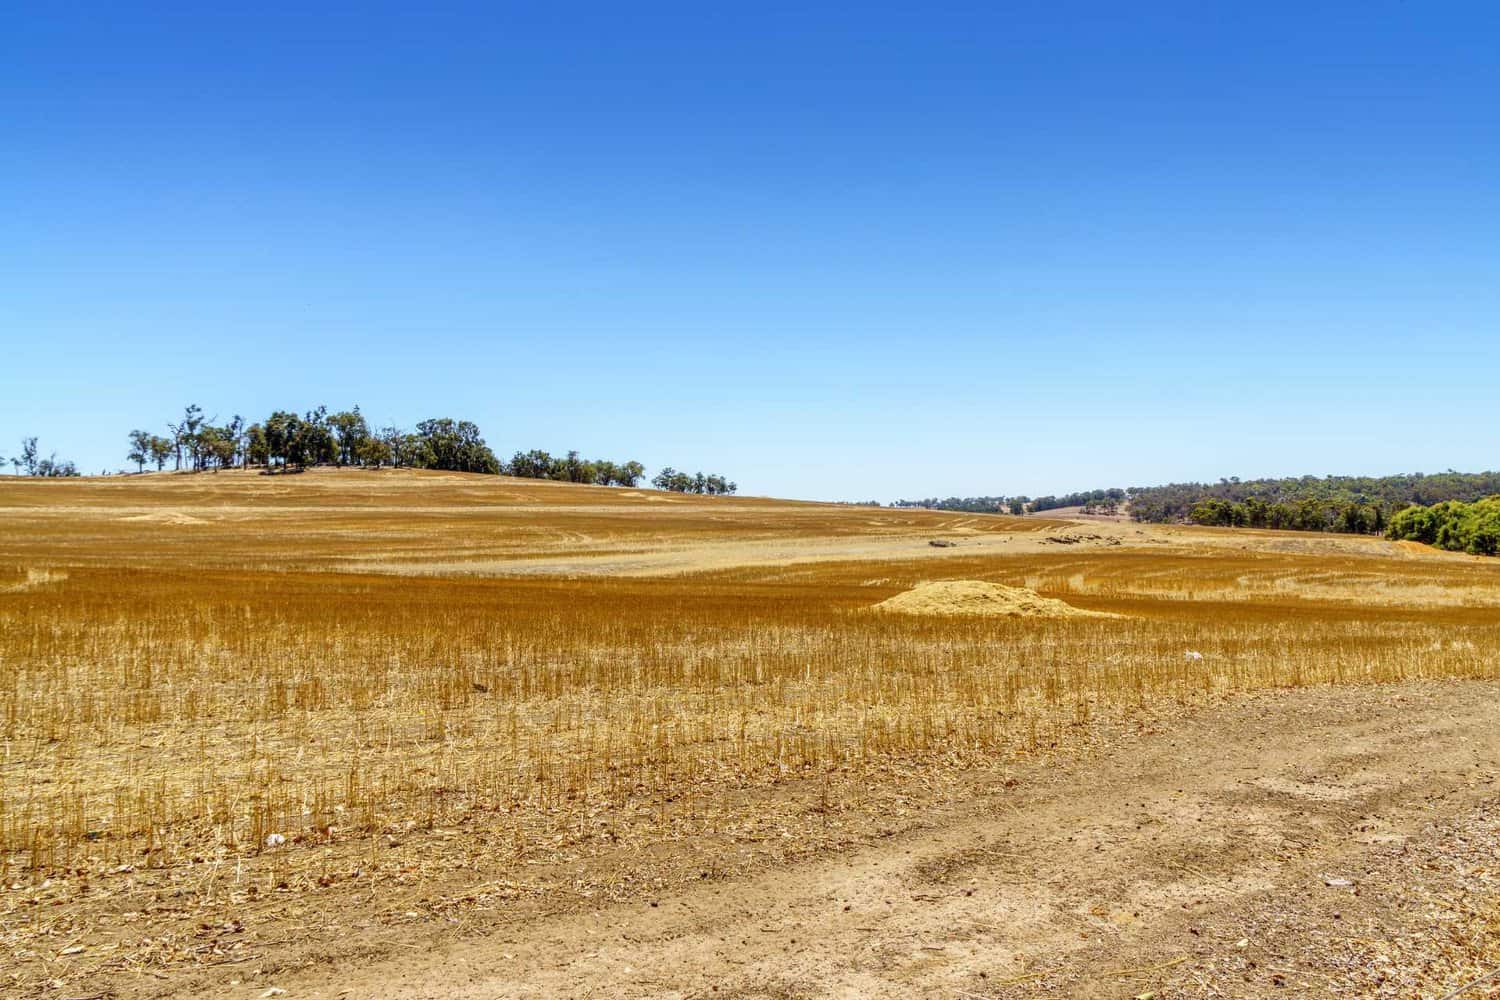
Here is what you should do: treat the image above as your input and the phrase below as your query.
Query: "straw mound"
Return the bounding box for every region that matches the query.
[873,580,1114,619]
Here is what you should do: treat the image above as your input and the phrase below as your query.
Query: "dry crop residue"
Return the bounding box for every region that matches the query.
[4,470,1500,999]
[873,579,1117,618]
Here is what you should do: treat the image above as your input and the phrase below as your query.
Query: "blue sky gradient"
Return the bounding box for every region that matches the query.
[4,2,1497,499]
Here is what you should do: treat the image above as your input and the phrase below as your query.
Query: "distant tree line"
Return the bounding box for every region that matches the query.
[650,468,737,495]
[889,488,1124,516]
[1190,490,1500,552]
[1129,472,1500,535]
[120,403,731,492]
[887,472,1500,539]
[891,496,1011,514]
[1032,488,1126,513]
[1182,496,1391,534]
[507,449,647,486]
[1386,497,1500,556]
[6,437,79,477]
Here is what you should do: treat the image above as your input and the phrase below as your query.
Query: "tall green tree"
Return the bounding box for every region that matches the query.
[245,424,269,467]
[12,438,38,476]
[264,410,303,470]
[413,418,500,473]
[148,436,174,471]
[127,429,152,473]
[327,408,370,466]
[508,449,553,478]
[300,407,337,466]
[617,461,646,487]
[355,435,392,467]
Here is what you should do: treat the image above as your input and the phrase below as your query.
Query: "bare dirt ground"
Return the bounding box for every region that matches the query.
[238,680,1500,1000]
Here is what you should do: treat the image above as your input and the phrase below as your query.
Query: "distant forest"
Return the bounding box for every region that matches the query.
[1130,472,1500,535]
[891,471,1500,548]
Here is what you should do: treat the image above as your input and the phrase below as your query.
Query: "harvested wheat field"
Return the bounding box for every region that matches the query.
[3,469,1500,999]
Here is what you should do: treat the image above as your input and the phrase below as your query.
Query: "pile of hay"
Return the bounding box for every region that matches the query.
[872,580,1117,619]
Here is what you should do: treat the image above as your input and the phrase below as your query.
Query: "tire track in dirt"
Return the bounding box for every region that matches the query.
[285,681,1500,999]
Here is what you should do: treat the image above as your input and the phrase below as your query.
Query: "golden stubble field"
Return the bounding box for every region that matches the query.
[2,469,1499,997]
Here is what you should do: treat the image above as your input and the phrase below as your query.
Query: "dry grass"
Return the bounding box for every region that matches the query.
[2,469,1499,995]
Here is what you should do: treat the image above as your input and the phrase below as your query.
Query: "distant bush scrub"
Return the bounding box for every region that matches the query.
[1386,497,1500,556]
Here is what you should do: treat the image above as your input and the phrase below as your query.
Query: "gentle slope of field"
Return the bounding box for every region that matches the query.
[1,469,1497,998]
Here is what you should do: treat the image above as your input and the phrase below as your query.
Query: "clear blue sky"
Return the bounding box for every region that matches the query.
[3,2,1497,500]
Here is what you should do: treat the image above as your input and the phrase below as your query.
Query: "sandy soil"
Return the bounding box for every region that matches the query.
[246,680,1500,999]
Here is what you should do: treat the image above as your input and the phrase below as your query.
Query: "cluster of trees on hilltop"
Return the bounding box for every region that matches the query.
[126,405,504,474]
[1387,497,1500,556]
[1128,472,1500,534]
[7,437,80,477]
[650,468,737,494]
[127,405,251,472]
[120,403,729,491]
[507,449,646,486]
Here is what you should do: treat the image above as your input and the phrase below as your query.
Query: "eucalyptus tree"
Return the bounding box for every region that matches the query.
[127,430,152,472]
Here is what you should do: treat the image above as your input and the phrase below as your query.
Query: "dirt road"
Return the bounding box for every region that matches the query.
[268,680,1500,999]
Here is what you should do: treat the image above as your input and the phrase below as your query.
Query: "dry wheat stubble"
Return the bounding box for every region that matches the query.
[1,470,1498,995]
